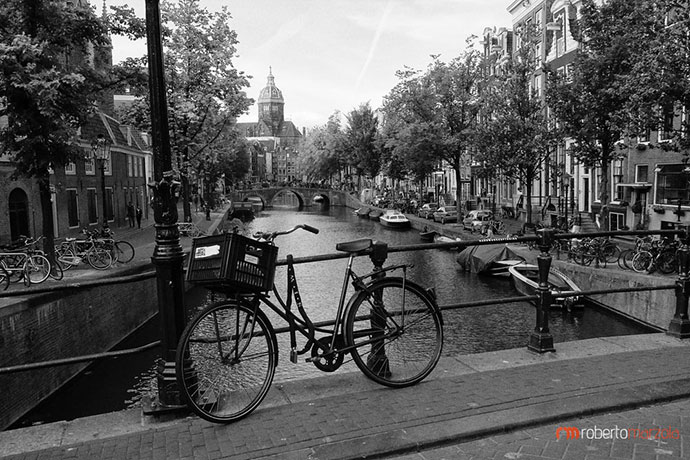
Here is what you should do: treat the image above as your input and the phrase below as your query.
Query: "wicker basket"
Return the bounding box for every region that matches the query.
[186,233,278,293]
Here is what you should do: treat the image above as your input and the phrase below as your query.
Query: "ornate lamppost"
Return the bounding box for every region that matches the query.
[91,134,111,229]
[145,0,185,410]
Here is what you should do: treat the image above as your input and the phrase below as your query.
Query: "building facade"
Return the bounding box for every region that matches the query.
[235,69,303,184]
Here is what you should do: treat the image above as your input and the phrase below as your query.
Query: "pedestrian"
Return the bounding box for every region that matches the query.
[136,205,142,229]
[126,202,135,228]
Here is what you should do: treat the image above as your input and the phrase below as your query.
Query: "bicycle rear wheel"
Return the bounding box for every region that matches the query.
[49,258,64,280]
[345,277,443,388]
[0,265,9,291]
[657,250,677,274]
[113,241,135,263]
[632,251,653,273]
[25,254,50,284]
[176,300,277,423]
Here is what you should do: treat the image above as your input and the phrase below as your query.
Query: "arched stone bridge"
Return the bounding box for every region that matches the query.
[231,187,352,209]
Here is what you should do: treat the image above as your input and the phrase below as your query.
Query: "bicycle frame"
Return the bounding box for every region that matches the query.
[235,251,409,365]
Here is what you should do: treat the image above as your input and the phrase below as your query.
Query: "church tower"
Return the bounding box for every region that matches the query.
[257,67,285,136]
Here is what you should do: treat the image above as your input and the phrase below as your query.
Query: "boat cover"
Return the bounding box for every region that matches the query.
[456,244,525,274]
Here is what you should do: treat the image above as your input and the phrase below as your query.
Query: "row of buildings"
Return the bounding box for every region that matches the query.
[417,0,688,233]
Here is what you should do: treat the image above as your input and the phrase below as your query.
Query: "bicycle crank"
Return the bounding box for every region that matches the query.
[310,336,345,372]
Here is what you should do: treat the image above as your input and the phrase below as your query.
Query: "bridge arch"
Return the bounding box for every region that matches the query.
[232,187,345,209]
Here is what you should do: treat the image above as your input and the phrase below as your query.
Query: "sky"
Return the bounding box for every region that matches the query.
[109,0,513,131]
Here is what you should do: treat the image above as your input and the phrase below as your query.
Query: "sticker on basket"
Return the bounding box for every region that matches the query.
[195,245,220,258]
[244,254,259,265]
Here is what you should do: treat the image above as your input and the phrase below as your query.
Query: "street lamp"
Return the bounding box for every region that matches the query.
[91,134,111,229]
[562,172,572,229]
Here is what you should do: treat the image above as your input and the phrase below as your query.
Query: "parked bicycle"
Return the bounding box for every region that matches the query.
[55,233,112,270]
[177,225,444,423]
[631,237,677,274]
[85,228,135,264]
[178,222,206,238]
[0,236,51,286]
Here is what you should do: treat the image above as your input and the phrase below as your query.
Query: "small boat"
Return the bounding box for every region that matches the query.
[379,210,411,229]
[433,233,462,249]
[457,244,525,277]
[368,209,383,221]
[355,207,371,218]
[508,263,582,309]
[419,229,437,242]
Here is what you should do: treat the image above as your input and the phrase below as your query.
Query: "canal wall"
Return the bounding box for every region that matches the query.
[552,260,675,332]
[0,264,157,431]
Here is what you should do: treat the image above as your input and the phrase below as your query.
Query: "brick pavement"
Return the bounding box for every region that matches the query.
[1,334,689,459]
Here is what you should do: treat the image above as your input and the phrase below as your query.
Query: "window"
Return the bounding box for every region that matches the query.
[659,103,674,142]
[85,158,95,175]
[65,162,76,175]
[104,151,112,175]
[67,188,79,227]
[105,187,114,222]
[86,188,98,224]
[609,212,625,231]
[636,165,648,183]
[127,155,133,177]
[655,164,690,205]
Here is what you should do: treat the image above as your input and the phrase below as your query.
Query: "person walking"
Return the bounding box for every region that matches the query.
[126,202,135,228]
[136,205,142,229]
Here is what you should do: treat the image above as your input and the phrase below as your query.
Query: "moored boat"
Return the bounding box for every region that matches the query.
[508,263,582,309]
[419,229,436,242]
[355,207,371,218]
[368,209,383,221]
[379,210,411,229]
[457,244,525,277]
[433,233,462,249]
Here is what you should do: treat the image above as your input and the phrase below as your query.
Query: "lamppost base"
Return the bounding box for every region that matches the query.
[667,318,690,339]
[527,332,556,353]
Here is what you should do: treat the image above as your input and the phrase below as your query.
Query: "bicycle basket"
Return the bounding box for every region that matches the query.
[187,233,278,292]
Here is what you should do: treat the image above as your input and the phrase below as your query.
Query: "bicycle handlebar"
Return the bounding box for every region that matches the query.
[253,224,319,243]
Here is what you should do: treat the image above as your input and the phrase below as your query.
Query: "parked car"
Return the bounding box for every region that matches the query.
[417,203,438,219]
[462,210,494,232]
[433,206,459,224]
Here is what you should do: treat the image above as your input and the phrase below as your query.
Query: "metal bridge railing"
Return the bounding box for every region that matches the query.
[1,227,688,376]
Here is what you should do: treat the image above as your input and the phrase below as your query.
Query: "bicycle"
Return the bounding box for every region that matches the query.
[55,234,113,270]
[0,236,51,286]
[176,225,444,423]
[178,222,206,238]
[631,237,677,274]
[86,228,135,264]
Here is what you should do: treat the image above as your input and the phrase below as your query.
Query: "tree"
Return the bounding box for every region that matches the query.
[0,0,110,257]
[344,103,380,190]
[119,0,252,221]
[381,47,483,209]
[546,0,647,229]
[298,112,347,185]
[476,40,559,225]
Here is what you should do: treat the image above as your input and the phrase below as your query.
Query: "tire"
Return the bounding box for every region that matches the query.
[87,248,113,270]
[657,250,677,274]
[632,251,653,273]
[176,300,277,423]
[345,277,443,388]
[49,259,64,280]
[25,254,50,284]
[601,244,621,263]
[0,265,9,291]
[618,249,634,270]
[113,241,135,263]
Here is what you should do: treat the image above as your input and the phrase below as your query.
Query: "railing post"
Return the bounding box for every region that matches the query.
[528,228,556,353]
[367,241,390,376]
[668,229,690,339]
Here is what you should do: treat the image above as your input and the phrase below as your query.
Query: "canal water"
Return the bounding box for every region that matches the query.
[11,204,651,429]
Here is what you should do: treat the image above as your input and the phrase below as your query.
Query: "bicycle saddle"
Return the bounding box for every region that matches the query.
[336,239,372,254]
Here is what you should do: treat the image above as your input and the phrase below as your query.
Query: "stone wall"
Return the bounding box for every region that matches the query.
[0,267,157,430]
[553,259,677,330]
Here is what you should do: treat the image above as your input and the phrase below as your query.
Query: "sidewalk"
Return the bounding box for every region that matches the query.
[1,333,689,459]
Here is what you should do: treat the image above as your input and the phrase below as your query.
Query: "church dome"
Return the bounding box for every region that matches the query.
[258,68,284,104]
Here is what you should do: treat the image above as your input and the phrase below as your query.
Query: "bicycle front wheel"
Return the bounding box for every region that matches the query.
[632,251,653,273]
[25,254,50,284]
[87,248,113,270]
[176,300,277,423]
[113,241,135,263]
[345,277,443,388]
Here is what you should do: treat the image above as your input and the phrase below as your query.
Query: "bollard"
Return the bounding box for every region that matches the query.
[668,229,690,339]
[528,228,556,353]
[367,241,391,377]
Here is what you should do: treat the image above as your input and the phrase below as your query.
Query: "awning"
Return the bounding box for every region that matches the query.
[616,183,653,190]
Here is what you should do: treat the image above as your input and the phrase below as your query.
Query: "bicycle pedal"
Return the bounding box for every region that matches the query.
[290,348,298,364]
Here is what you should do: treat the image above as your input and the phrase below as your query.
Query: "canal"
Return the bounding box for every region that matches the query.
[11,204,651,429]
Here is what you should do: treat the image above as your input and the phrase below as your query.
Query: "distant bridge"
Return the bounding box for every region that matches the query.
[231,187,352,209]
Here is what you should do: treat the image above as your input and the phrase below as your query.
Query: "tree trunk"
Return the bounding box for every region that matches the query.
[453,166,462,211]
[181,174,191,222]
[599,160,610,231]
[37,174,56,263]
